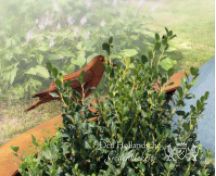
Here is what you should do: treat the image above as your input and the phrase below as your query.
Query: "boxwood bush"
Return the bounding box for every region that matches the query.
[16,29,214,176]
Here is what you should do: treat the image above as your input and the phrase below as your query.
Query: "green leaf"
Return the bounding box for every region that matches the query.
[46,62,52,73]
[36,55,44,64]
[72,56,86,66]
[154,42,161,50]
[176,110,185,116]
[108,37,113,44]
[168,30,173,36]
[25,65,49,79]
[102,43,110,55]
[110,68,115,78]
[52,67,59,78]
[120,49,138,57]
[55,79,63,88]
[141,55,148,64]
[155,33,160,41]
[190,67,199,76]
[165,27,169,34]
[178,87,184,98]
[78,71,85,84]
[159,57,177,71]
[31,135,39,147]
[148,50,153,59]
[170,34,177,39]
[11,146,19,152]
[10,64,18,85]
[183,123,190,131]
[204,91,209,99]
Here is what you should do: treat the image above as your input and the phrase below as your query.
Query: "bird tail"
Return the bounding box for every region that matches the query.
[25,90,52,112]
[25,100,45,112]
[32,90,50,98]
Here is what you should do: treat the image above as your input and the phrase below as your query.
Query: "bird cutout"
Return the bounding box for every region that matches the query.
[26,54,185,124]
[26,55,105,112]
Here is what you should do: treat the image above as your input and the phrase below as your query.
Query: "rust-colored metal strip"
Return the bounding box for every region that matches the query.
[0,115,98,176]
[0,116,62,176]
[162,71,186,93]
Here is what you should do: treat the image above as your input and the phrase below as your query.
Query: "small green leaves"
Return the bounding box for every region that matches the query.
[154,42,161,50]
[102,37,114,55]
[25,65,49,79]
[176,110,185,116]
[141,55,148,64]
[155,33,160,41]
[120,49,138,57]
[165,27,169,34]
[11,146,19,152]
[190,67,199,76]
[165,27,176,38]
[46,62,65,92]
[158,27,176,51]
[9,63,18,85]
[159,57,177,71]
[102,43,111,55]
[108,37,113,44]
[78,71,85,85]
[46,62,59,78]
[148,50,153,59]
[31,135,39,147]
[46,62,52,73]
[164,163,175,172]
[203,91,209,100]
[110,67,115,78]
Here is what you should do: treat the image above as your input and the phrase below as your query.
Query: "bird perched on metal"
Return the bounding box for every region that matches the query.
[26,55,105,112]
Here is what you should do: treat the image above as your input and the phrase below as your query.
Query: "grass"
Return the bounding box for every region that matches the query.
[0,0,214,145]
[0,100,60,145]
[143,0,214,69]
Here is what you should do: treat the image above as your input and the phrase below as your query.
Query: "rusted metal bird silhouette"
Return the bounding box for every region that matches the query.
[26,55,105,112]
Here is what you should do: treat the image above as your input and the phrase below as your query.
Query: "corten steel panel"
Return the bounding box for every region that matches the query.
[162,71,185,93]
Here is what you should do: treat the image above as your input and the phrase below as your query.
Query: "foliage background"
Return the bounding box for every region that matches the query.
[0,0,214,144]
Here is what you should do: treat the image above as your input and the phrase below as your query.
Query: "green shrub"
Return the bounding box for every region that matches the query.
[18,29,214,176]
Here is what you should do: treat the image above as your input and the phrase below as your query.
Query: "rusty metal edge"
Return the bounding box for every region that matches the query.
[0,116,62,176]
[0,115,98,176]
